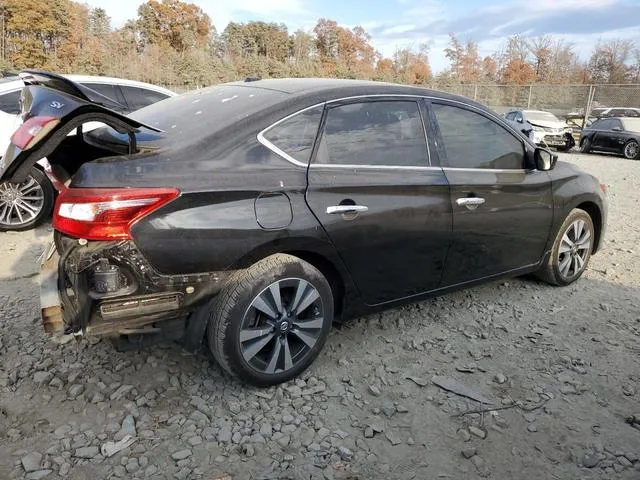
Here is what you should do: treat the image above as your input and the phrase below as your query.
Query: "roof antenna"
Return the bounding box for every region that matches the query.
[244,76,261,82]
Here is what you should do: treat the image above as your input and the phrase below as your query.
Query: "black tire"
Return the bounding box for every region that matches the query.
[207,253,333,386]
[580,137,591,154]
[0,167,55,232]
[623,140,639,160]
[537,208,594,286]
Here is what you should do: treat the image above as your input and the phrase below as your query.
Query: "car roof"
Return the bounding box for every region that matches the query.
[523,109,553,114]
[225,77,478,102]
[0,74,176,96]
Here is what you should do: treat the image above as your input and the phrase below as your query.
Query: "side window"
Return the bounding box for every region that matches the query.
[81,82,127,113]
[505,112,515,120]
[120,86,170,111]
[432,103,524,170]
[611,119,623,130]
[262,106,323,164]
[598,119,612,130]
[0,90,21,115]
[316,100,427,167]
[82,83,118,102]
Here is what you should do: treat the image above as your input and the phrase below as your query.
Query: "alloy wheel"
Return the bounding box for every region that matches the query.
[239,278,324,375]
[0,176,45,227]
[624,141,639,159]
[557,219,592,281]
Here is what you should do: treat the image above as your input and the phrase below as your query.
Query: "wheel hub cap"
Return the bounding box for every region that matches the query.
[557,219,591,280]
[239,278,325,375]
[0,175,45,227]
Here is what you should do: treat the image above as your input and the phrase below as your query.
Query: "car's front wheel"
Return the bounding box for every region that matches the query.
[537,208,594,286]
[0,167,54,231]
[207,254,333,386]
[623,140,639,160]
[580,137,592,154]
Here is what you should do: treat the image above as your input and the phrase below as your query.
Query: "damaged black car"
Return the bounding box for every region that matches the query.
[2,71,607,386]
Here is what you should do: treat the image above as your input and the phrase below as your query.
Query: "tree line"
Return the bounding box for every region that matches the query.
[0,0,638,88]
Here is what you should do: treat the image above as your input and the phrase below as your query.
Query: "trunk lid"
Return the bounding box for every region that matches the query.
[0,70,161,183]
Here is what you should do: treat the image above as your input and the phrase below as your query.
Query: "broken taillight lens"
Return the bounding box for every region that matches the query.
[10,116,60,150]
[53,187,180,240]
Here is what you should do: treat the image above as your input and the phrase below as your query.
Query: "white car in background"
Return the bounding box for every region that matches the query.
[0,74,175,231]
[504,109,575,152]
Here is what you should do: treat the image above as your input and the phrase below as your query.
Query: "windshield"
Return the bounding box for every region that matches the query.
[622,118,640,132]
[525,111,561,123]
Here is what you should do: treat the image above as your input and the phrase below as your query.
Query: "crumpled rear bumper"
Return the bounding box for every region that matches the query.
[39,237,234,341]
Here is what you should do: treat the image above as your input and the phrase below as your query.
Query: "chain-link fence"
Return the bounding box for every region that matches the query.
[431,84,640,119]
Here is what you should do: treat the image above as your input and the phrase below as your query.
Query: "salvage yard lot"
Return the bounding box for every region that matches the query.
[0,152,639,480]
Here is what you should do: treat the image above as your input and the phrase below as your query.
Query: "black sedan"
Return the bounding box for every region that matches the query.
[580,116,640,159]
[2,71,607,386]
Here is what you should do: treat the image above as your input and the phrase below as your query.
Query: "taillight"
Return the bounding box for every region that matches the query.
[53,188,180,240]
[10,116,60,150]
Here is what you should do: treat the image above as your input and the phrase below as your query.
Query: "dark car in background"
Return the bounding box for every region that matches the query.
[3,71,607,386]
[580,117,640,159]
[590,107,640,119]
[0,74,175,231]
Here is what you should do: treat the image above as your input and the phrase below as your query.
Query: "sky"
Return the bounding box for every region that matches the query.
[82,0,640,72]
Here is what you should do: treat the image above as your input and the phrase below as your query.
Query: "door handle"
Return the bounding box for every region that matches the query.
[456,197,485,209]
[326,205,369,215]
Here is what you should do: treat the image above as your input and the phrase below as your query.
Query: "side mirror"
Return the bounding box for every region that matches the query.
[517,117,523,124]
[534,148,557,171]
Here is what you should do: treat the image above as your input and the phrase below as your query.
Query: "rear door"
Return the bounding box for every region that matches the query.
[428,100,553,286]
[607,118,627,153]
[591,119,613,150]
[305,97,452,306]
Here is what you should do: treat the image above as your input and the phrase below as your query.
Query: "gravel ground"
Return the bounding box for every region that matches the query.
[0,152,639,480]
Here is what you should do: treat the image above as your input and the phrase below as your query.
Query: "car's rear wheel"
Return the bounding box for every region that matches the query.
[207,254,333,386]
[623,140,639,160]
[537,208,594,286]
[580,137,591,154]
[0,167,54,231]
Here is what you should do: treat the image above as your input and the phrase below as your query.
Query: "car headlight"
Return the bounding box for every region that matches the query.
[531,125,543,132]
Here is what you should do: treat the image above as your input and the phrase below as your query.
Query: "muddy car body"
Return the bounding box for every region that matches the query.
[2,71,607,386]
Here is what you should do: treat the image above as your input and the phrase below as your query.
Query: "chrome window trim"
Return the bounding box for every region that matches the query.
[441,167,531,173]
[257,102,325,168]
[309,164,443,171]
[257,93,533,171]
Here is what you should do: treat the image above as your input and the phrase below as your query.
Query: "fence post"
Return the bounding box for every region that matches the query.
[473,84,478,101]
[583,85,594,129]
[527,85,533,109]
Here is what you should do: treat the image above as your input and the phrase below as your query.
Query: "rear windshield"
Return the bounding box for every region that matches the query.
[87,84,289,149]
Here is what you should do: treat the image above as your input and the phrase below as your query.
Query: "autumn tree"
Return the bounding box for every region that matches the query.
[137,0,211,52]
[392,44,432,84]
[444,34,481,83]
[223,21,289,62]
[588,39,635,83]
[313,19,376,75]
[89,8,111,38]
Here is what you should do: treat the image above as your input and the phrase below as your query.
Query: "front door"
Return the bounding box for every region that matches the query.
[429,100,554,287]
[305,98,452,305]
